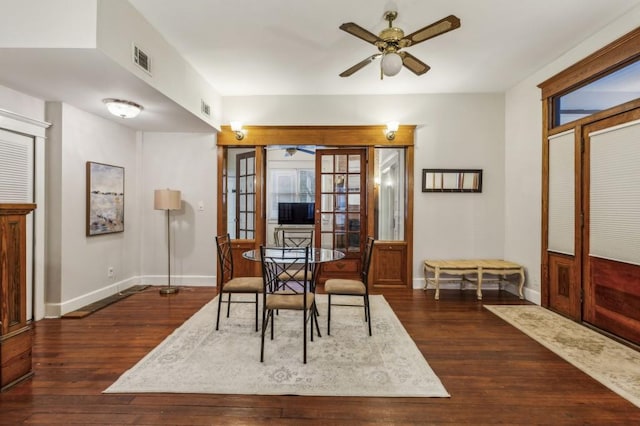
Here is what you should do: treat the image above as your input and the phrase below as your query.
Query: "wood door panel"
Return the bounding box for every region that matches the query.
[548,253,580,319]
[371,242,407,288]
[586,256,640,344]
[230,240,261,278]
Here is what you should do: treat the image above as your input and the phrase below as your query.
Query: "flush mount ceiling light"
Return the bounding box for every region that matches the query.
[102,98,144,119]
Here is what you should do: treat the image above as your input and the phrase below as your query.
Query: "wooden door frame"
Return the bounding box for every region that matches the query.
[538,27,640,313]
[216,125,415,287]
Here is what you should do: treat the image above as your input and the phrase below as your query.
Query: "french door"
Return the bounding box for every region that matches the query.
[315,149,366,283]
[235,151,256,239]
[582,109,640,344]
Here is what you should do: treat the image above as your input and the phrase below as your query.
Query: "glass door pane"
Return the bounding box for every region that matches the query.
[235,151,256,239]
[316,149,366,256]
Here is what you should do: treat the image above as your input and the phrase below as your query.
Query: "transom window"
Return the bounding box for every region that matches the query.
[553,59,640,126]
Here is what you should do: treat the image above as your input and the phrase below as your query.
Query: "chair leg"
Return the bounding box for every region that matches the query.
[254,293,259,332]
[303,308,307,364]
[365,294,372,336]
[270,310,275,340]
[327,294,332,336]
[215,290,224,330]
[226,293,232,318]
[313,304,321,338]
[260,308,270,362]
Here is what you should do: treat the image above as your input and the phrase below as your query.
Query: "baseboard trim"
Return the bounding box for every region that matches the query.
[44,275,218,318]
[413,277,540,304]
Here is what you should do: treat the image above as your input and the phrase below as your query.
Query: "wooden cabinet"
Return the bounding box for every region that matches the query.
[0,203,35,391]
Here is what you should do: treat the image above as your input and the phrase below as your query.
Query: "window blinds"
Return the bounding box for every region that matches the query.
[548,130,575,255]
[589,119,640,266]
[0,128,34,203]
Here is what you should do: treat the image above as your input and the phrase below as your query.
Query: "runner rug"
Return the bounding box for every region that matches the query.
[105,294,449,397]
[484,305,640,408]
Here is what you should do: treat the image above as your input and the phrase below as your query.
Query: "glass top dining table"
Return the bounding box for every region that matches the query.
[242,247,345,264]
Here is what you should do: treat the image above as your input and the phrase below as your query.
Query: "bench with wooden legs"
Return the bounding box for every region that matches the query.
[423,259,525,300]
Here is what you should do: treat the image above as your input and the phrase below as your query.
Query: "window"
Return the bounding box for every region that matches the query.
[553,59,640,126]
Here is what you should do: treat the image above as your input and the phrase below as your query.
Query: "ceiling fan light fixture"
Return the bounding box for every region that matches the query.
[103,98,143,119]
[381,52,403,76]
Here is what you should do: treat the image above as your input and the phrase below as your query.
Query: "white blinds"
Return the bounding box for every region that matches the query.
[548,130,575,255]
[0,128,34,203]
[589,119,640,266]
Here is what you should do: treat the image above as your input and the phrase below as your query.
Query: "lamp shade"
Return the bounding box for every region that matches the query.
[154,189,181,210]
[381,52,403,76]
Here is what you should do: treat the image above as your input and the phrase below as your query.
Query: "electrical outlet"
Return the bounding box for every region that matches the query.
[108,267,114,278]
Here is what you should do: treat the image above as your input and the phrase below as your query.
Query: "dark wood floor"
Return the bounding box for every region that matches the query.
[1,286,638,425]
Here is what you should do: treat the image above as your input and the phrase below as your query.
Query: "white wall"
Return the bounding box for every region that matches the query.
[503,5,640,303]
[97,0,222,129]
[0,0,97,48]
[139,132,217,286]
[223,93,506,288]
[45,102,140,316]
[0,84,46,120]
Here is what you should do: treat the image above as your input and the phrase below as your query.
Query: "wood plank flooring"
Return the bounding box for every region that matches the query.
[1,286,639,425]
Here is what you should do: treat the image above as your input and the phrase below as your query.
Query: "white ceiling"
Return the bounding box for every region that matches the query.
[1,0,640,131]
[128,0,640,96]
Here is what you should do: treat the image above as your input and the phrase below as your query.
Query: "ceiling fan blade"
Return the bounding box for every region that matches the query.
[339,54,381,77]
[339,22,382,45]
[403,15,461,46]
[399,52,431,75]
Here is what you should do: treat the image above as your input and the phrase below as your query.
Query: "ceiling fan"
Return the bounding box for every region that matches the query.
[339,10,461,79]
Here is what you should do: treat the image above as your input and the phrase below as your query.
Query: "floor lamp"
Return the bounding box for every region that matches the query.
[154,189,182,295]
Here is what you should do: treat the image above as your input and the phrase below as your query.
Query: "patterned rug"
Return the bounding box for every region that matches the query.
[484,305,640,408]
[105,295,449,397]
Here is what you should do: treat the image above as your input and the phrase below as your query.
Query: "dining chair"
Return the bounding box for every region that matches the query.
[275,228,315,283]
[276,228,314,248]
[214,234,263,331]
[259,246,317,363]
[324,236,375,336]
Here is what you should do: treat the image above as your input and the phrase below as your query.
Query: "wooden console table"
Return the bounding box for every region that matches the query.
[0,203,36,391]
[423,259,525,300]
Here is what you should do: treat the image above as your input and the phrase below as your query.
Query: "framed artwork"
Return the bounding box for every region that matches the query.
[422,168,483,193]
[86,161,125,236]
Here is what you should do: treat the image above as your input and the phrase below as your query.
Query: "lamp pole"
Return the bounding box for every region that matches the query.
[155,189,181,296]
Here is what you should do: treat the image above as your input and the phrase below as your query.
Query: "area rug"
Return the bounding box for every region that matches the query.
[485,305,640,408]
[104,294,449,397]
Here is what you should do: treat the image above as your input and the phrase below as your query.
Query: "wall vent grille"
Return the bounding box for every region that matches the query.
[201,100,211,117]
[133,44,152,75]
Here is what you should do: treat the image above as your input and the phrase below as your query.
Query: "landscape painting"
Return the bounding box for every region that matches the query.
[86,161,124,236]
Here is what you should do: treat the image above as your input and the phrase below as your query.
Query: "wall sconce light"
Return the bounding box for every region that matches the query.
[385,121,399,140]
[230,121,246,140]
[103,98,143,119]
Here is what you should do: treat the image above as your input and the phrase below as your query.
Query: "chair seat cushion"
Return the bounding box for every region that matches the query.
[325,279,366,295]
[222,276,263,293]
[266,292,315,310]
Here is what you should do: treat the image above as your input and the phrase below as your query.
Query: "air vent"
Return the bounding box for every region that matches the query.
[133,44,152,75]
[201,100,211,117]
